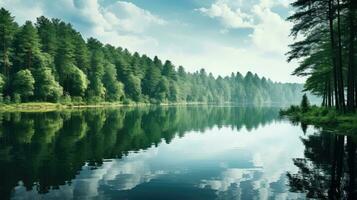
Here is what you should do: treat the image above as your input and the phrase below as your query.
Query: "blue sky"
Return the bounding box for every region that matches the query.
[0,0,302,82]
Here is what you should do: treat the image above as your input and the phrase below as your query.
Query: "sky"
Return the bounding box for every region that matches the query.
[0,0,303,83]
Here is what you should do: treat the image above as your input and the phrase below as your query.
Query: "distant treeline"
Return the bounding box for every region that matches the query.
[0,8,306,104]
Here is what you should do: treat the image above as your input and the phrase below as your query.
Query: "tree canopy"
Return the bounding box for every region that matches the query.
[0,8,308,104]
[287,0,356,112]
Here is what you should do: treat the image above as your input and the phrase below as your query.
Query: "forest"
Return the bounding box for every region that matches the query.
[0,8,305,105]
[287,0,356,112]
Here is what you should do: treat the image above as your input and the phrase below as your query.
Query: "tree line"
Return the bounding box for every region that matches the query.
[287,0,356,112]
[0,8,305,104]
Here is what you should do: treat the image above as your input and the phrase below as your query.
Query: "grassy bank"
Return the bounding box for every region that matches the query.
[0,102,122,112]
[280,105,357,133]
[0,101,210,112]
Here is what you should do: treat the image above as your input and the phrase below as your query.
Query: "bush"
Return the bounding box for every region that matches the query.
[149,98,160,105]
[87,96,102,104]
[13,93,21,103]
[34,67,63,102]
[279,105,300,116]
[12,69,35,101]
[123,98,131,105]
[72,96,84,104]
[4,96,11,104]
[60,94,72,104]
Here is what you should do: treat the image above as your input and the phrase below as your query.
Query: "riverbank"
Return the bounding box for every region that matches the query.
[280,106,357,133]
[0,101,210,112]
[0,102,120,112]
[0,101,303,112]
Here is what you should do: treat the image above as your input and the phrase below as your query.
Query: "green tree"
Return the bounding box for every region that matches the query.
[0,9,311,105]
[162,60,177,81]
[36,16,57,56]
[65,65,89,97]
[0,8,17,78]
[74,33,90,74]
[300,94,310,113]
[87,38,106,101]
[34,67,63,102]
[125,74,141,101]
[156,77,169,102]
[103,63,124,101]
[12,69,35,101]
[142,64,161,98]
[13,21,42,71]
[287,0,356,111]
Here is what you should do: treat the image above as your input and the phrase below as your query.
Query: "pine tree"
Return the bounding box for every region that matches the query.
[103,62,124,101]
[87,38,106,100]
[36,16,57,56]
[300,94,310,113]
[12,69,35,101]
[13,21,41,71]
[0,8,17,78]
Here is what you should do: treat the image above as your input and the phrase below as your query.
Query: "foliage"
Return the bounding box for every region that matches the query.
[0,8,309,104]
[12,21,42,71]
[12,69,35,101]
[102,63,124,101]
[300,94,310,112]
[34,67,63,102]
[287,0,357,112]
[0,8,17,77]
[0,74,4,95]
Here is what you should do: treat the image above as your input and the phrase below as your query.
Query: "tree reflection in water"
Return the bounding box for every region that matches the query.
[0,106,279,199]
[287,126,357,199]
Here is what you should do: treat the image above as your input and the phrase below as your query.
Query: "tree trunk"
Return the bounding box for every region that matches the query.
[347,0,356,111]
[323,89,326,107]
[328,77,332,107]
[329,0,340,110]
[337,0,345,112]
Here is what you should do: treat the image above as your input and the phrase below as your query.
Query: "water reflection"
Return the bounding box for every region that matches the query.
[0,106,279,199]
[287,129,357,199]
[0,106,355,199]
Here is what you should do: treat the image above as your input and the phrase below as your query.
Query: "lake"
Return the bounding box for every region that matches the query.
[0,106,355,199]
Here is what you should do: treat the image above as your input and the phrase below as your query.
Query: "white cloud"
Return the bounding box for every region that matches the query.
[12,122,309,199]
[197,0,294,55]
[250,2,293,54]
[103,1,166,34]
[196,2,254,29]
[0,0,44,24]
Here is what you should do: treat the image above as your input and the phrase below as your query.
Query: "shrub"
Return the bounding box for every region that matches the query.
[13,93,21,103]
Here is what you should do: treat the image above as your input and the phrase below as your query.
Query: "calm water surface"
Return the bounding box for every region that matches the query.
[0,106,355,199]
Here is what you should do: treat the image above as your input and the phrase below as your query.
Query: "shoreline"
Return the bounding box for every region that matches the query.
[0,101,301,112]
[0,102,211,112]
[280,106,357,134]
